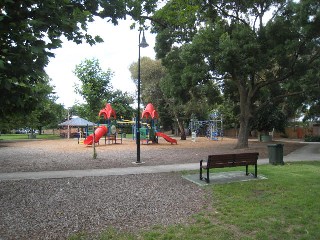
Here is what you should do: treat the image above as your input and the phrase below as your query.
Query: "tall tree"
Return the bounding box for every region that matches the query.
[109,90,135,120]
[0,0,158,118]
[74,58,114,121]
[0,74,64,132]
[72,90,135,122]
[161,45,221,139]
[25,96,65,134]
[129,57,167,107]
[129,57,174,129]
[151,0,320,147]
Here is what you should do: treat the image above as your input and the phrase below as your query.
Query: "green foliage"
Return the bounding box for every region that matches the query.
[214,98,239,129]
[304,101,320,122]
[24,79,66,132]
[74,58,114,121]
[42,100,66,129]
[304,135,320,142]
[129,57,167,107]
[0,0,102,118]
[161,45,221,119]
[72,59,134,122]
[251,103,287,133]
[109,90,135,120]
[0,0,159,118]
[151,0,320,148]
[0,74,64,132]
[129,57,173,129]
[71,103,90,121]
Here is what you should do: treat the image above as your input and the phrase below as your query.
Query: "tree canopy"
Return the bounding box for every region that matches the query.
[73,58,134,122]
[151,0,320,147]
[129,56,174,129]
[2,0,319,143]
[73,58,114,121]
[0,74,65,133]
[129,56,167,107]
[0,0,158,118]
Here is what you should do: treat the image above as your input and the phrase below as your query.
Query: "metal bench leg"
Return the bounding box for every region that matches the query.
[255,164,257,178]
[206,168,210,183]
[246,165,248,176]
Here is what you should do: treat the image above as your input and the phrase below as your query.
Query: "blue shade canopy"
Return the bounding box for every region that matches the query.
[58,117,95,127]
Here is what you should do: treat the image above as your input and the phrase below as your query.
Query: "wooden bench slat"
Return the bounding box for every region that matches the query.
[203,163,234,168]
[234,160,257,165]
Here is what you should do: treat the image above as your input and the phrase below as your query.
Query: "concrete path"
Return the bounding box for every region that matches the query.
[0,163,200,181]
[282,142,320,161]
[258,142,320,164]
[0,142,319,181]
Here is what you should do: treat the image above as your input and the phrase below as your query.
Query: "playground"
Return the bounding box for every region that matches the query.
[1,102,305,173]
[0,136,313,239]
[0,136,304,173]
[0,104,311,240]
[73,103,177,146]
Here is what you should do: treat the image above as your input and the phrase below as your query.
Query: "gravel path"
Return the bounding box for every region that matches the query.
[0,137,305,239]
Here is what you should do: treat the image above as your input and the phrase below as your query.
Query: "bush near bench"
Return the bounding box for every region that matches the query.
[304,135,320,142]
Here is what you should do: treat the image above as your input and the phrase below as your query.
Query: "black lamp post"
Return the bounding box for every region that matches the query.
[136,29,149,164]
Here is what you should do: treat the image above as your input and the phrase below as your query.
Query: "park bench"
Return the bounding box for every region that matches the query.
[200,152,259,183]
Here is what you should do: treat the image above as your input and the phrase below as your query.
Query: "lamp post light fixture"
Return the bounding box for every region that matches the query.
[136,29,149,164]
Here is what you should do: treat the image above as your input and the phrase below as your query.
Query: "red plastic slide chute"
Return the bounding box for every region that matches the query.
[99,103,116,119]
[142,103,158,119]
[83,126,108,145]
[155,132,177,144]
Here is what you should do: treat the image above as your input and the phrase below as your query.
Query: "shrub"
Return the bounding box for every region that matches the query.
[304,135,320,142]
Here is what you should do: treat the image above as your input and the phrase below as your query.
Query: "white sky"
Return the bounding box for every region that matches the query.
[45,18,156,108]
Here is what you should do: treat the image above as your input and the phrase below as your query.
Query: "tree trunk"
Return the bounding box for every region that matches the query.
[235,82,254,149]
[236,114,251,148]
[178,120,186,140]
[173,111,186,140]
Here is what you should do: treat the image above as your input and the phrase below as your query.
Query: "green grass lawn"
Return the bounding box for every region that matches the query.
[0,134,60,140]
[69,162,320,240]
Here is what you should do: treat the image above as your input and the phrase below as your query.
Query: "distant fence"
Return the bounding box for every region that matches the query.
[42,129,60,135]
[223,126,319,139]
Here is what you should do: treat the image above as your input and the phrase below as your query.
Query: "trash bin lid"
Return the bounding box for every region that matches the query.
[268,144,278,147]
[268,144,284,147]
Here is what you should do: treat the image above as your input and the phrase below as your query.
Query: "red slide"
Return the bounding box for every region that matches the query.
[155,132,177,144]
[84,126,108,145]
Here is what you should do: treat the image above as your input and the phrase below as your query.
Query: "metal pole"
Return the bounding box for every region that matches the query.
[67,108,70,139]
[136,30,142,163]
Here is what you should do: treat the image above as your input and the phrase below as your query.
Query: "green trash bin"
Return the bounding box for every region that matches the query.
[268,144,284,165]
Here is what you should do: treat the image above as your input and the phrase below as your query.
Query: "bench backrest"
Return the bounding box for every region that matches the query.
[234,152,259,165]
[207,154,234,168]
[207,152,259,168]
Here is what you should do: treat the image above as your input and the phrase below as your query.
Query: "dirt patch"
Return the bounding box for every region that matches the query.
[0,137,305,173]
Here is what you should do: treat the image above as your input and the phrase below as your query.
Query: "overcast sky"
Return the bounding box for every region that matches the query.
[45,18,156,108]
